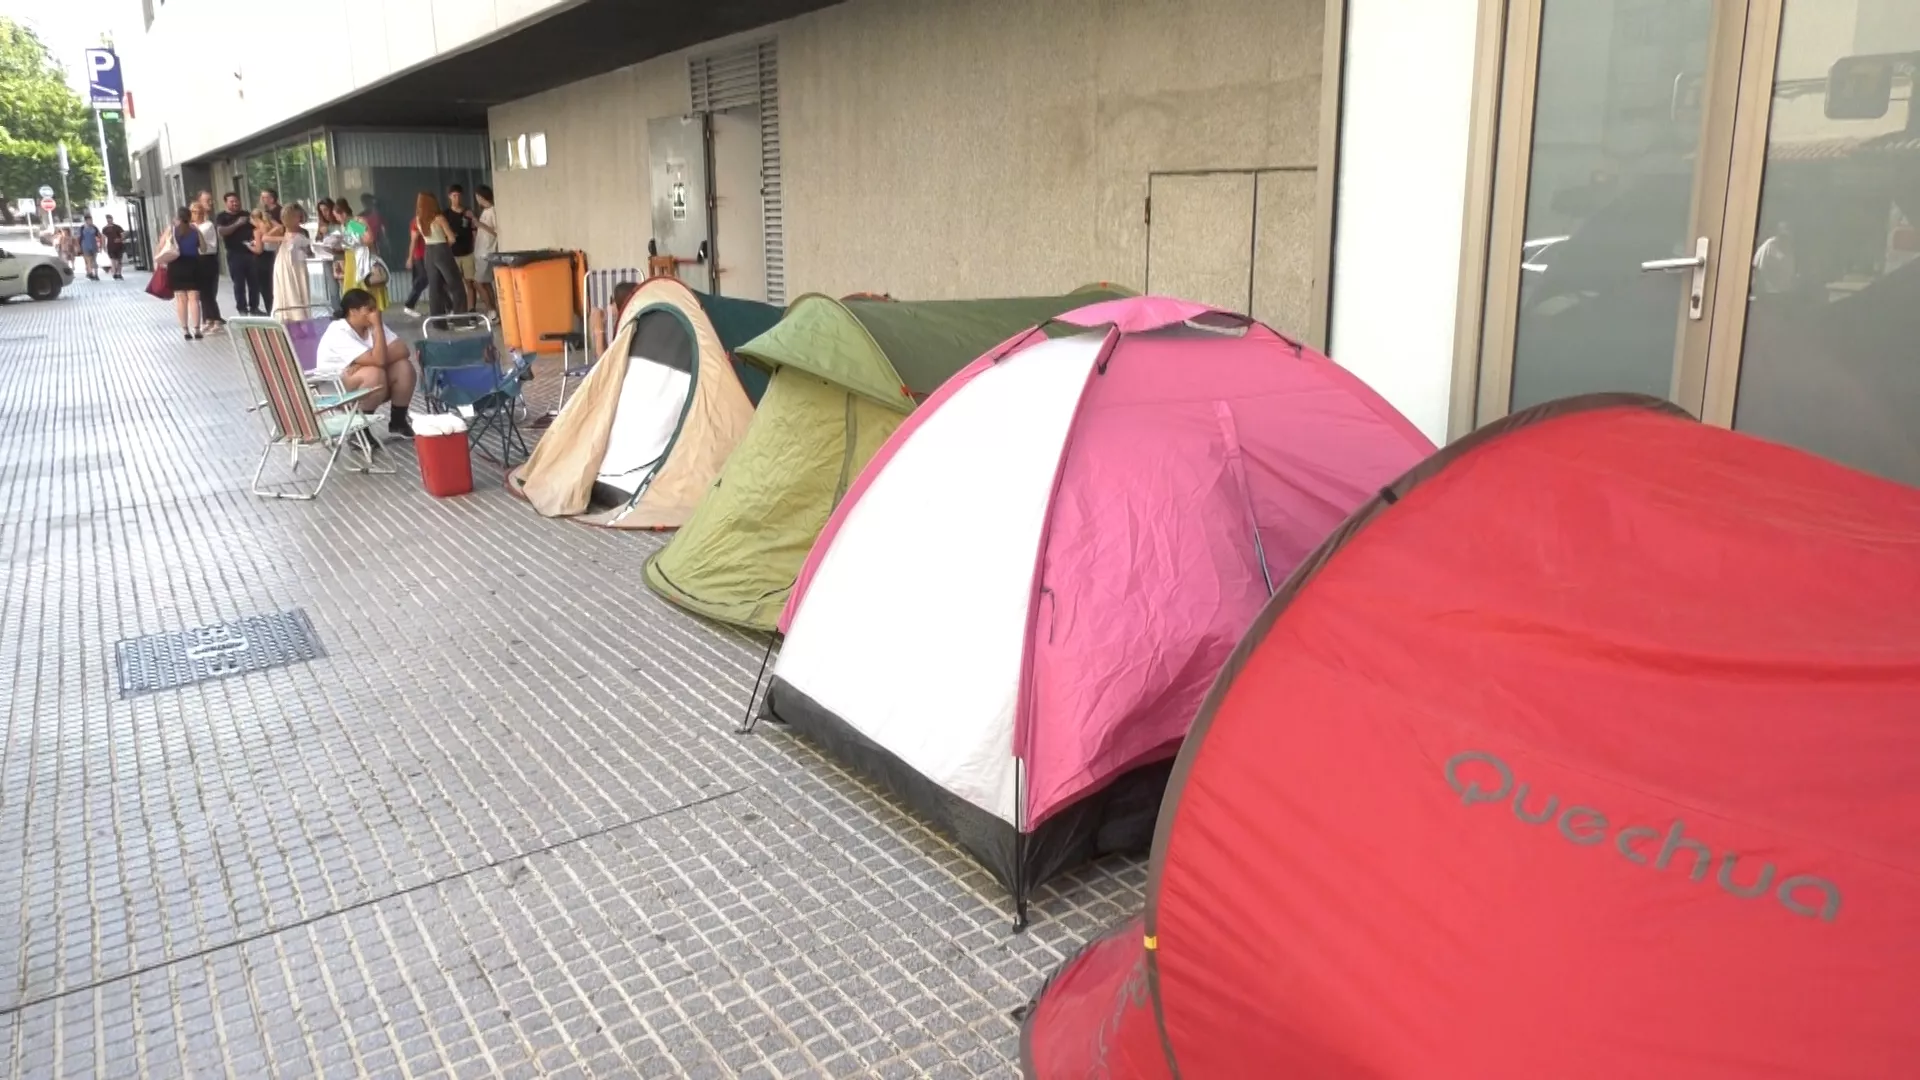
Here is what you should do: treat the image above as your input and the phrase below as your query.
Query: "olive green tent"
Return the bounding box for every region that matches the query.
[643,285,1130,630]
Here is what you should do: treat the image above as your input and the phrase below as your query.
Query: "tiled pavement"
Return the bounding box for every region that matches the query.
[0,280,1143,1078]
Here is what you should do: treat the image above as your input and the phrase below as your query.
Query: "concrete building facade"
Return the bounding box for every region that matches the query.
[122,0,1920,477]
[487,0,1331,336]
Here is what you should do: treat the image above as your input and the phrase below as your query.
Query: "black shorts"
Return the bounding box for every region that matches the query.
[171,254,216,292]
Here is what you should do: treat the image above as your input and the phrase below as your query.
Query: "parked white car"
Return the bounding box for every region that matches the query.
[0,243,72,301]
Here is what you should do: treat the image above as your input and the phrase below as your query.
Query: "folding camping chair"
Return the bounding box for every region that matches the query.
[562,267,647,409]
[280,307,333,378]
[417,313,532,468]
[230,316,393,500]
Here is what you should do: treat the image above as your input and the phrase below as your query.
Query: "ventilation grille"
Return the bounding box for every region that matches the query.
[332,131,490,170]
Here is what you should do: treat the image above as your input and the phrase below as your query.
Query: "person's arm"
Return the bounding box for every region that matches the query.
[216,214,247,238]
[378,316,410,364]
[339,320,391,371]
[476,210,496,237]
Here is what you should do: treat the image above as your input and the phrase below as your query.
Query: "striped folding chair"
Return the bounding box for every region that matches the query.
[230,316,395,500]
[564,267,647,408]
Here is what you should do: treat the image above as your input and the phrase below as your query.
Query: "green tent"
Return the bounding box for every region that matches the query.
[643,285,1130,630]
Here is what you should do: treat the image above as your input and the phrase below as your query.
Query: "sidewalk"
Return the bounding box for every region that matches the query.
[0,279,1142,1078]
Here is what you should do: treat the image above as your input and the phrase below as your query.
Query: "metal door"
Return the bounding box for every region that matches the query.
[710,106,768,301]
[649,115,711,284]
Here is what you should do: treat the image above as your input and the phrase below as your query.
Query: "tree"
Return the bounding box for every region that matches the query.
[100,107,131,196]
[0,18,104,216]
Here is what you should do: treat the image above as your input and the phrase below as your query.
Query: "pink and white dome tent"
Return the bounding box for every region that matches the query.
[755,297,1435,922]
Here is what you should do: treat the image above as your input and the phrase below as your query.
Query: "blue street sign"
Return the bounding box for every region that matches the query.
[85,48,122,109]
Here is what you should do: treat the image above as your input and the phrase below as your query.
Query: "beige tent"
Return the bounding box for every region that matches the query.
[512,277,778,530]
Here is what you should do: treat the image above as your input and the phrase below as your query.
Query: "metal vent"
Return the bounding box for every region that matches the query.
[691,41,785,305]
[332,132,491,170]
[115,610,326,697]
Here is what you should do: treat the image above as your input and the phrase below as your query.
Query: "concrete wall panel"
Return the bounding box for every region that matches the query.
[385,1,443,76]
[433,0,500,53]
[125,0,572,164]
[1331,0,1480,443]
[487,0,1328,306]
[1146,172,1258,312]
[1252,169,1317,339]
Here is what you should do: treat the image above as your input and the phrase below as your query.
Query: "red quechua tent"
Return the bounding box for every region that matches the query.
[1020,394,1920,1079]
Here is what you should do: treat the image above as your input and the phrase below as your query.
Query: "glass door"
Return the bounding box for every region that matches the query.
[1702,0,1920,487]
[1474,0,1755,422]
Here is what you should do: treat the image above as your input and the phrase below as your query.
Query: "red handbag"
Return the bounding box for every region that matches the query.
[144,265,174,301]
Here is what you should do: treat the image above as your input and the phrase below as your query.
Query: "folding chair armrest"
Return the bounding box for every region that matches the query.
[314,388,375,412]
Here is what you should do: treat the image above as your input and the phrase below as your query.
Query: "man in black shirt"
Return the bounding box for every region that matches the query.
[447,184,477,311]
[101,215,126,279]
[214,192,258,315]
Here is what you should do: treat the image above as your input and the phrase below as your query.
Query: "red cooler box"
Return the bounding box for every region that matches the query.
[415,425,474,497]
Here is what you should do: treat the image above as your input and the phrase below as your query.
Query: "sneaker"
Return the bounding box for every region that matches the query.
[402,307,420,318]
[387,415,416,439]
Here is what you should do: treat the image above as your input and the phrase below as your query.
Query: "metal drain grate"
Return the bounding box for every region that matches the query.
[115,610,326,697]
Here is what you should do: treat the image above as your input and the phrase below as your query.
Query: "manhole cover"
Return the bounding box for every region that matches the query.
[115,609,325,697]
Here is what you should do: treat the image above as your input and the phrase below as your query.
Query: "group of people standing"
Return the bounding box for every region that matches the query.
[58,214,128,280]
[401,184,496,318]
[149,183,497,340]
[154,188,302,340]
[149,181,497,340]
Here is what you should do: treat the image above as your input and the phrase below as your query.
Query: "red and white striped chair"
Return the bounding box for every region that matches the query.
[230,317,395,500]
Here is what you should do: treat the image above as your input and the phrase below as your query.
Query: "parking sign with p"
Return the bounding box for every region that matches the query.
[85,48,122,109]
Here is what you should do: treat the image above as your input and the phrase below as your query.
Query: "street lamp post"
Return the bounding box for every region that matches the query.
[57,141,71,218]
[95,110,114,198]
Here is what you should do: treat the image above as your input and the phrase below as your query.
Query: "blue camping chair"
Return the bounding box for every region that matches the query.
[417,314,531,467]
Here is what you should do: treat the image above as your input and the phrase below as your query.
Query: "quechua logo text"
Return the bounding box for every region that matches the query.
[1444,751,1841,922]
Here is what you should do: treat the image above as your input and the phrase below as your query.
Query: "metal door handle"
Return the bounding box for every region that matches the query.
[1640,254,1706,272]
[1640,237,1710,320]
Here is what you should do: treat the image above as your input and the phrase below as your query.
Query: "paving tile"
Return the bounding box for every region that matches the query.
[0,281,1145,1076]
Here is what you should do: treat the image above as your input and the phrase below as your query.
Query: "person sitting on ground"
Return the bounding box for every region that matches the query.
[592,280,642,356]
[314,288,417,438]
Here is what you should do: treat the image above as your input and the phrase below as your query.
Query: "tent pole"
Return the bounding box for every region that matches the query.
[1011,774,1030,933]
[1251,525,1275,596]
[735,634,778,735]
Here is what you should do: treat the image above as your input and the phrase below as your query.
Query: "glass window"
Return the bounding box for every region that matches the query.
[275,142,313,209]
[529,132,548,167]
[1730,2,1920,486]
[310,136,331,201]
[1502,0,1715,411]
[243,154,276,204]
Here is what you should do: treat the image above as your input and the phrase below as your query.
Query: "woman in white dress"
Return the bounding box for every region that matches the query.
[271,206,315,321]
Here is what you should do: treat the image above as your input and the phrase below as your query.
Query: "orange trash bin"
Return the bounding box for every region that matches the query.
[490,250,584,355]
